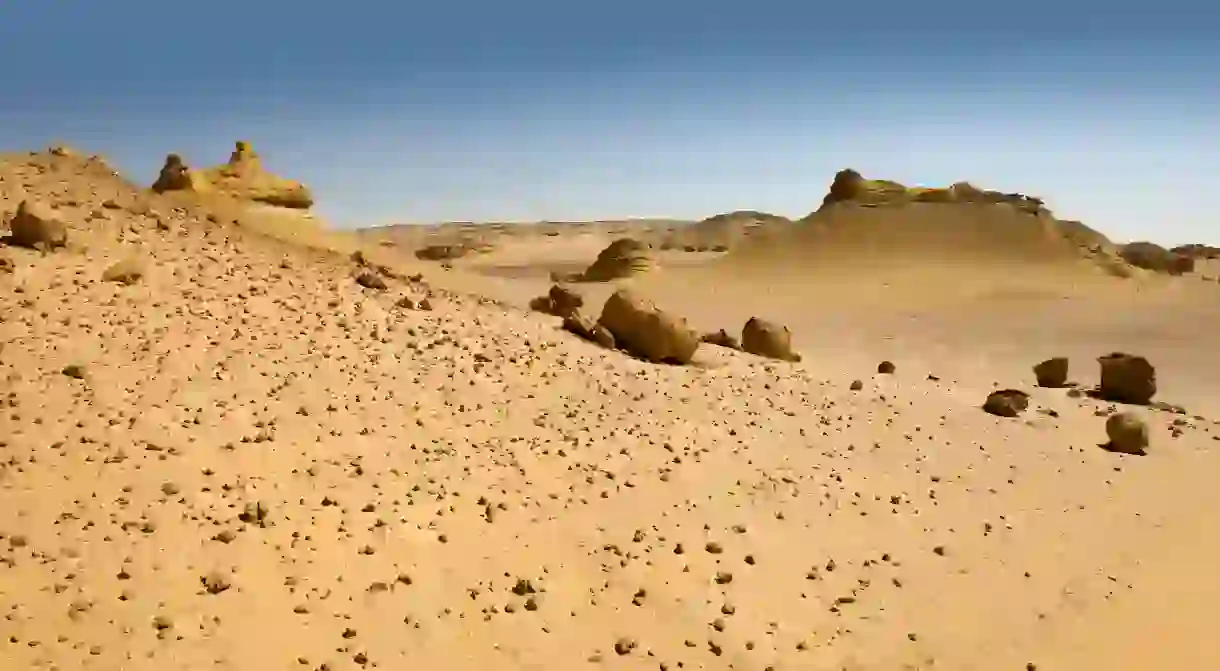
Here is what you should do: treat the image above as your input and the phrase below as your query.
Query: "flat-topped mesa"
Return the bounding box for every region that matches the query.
[149,141,314,209]
[818,168,1047,215]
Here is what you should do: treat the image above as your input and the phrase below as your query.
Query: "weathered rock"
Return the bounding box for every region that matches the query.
[701,329,741,350]
[877,360,896,374]
[101,258,146,285]
[151,154,211,194]
[577,238,655,282]
[8,200,68,250]
[563,311,616,350]
[983,389,1030,417]
[1097,353,1156,405]
[740,318,800,362]
[1033,357,1069,388]
[548,284,583,317]
[596,289,699,364]
[0,253,13,273]
[1105,411,1150,455]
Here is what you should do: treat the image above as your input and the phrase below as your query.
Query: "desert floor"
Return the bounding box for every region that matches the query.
[3,151,1219,671]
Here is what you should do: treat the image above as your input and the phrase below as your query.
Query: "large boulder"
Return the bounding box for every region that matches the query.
[740,317,801,362]
[1033,357,1069,388]
[578,238,656,282]
[7,200,68,250]
[151,141,314,209]
[1118,241,1194,275]
[1096,353,1156,405]
[596,289,699,364]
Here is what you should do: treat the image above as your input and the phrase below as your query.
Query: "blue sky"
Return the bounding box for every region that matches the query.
[1,1,1218,242]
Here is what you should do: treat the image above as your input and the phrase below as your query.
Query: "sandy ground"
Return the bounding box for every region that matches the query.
[3,150,1220,671]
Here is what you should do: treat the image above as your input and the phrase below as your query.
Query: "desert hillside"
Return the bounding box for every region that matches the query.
[3,147,1220,671]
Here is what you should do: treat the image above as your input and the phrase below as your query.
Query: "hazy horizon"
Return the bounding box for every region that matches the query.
[2,2,1218,243]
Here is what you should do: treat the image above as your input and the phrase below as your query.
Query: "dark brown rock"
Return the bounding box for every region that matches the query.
[1097,353,1156,405]
[8,200,68,250]
[701,329,741,350]
[355,271,387,290]
[983,389,1030,417]
[1033,357,1069,388]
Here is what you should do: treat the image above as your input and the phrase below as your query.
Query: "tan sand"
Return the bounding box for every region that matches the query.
[2,149,1220,671]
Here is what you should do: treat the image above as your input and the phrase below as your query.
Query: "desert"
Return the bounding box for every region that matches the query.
[2,142,1220,671]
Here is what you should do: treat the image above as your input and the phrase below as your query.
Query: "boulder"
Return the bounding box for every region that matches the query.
[8,200,68,250]
[596,289,699,364]
[740,318,800,362]
[1096,353,1156,405]
[983,389,1030,417]
[1105,411,1150,455]
[1033,357,1069,388]
[578,238,655,281]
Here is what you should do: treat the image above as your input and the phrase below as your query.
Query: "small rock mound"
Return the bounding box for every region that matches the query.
[596,289,699,364]
[983,389,1030,417]
[1105,411,1150,455]
[6,200,68,250]
[1096,353,1156,405]
[1118,241,1194,275]
[576,238,655,282]
[740,318,801,362]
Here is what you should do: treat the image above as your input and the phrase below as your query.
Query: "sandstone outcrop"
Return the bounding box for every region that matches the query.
[151,141,314,209]
[576,238,655,282]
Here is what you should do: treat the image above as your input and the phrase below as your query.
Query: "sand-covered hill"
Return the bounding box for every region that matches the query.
[3,148,1220,671]
[722,169,1129,284]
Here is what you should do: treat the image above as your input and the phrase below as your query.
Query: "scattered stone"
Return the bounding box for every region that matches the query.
[877,361,896,374]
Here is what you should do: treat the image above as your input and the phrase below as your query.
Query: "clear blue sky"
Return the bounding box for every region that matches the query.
[1,1,1217,242]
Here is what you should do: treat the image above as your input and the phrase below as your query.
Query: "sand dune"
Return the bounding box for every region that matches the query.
[2,147,1220,671]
